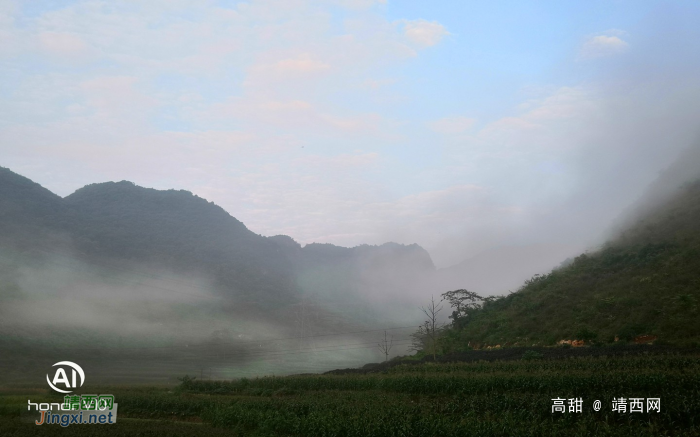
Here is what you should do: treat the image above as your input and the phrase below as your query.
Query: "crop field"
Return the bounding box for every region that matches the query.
[1,349,699,436]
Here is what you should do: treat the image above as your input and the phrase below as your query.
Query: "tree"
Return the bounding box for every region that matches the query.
[441,289,483,323]
[418,295,444,360]
[410,321,430,354]
[377,330,393,362]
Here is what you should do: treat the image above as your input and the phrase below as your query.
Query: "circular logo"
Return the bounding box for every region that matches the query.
[46,361,85,394]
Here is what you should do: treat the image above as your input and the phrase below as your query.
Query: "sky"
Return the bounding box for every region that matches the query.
[2,0,700,268]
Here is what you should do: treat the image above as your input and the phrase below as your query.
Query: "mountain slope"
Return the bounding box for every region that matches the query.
[0,167,66,248]
[441,180,700,349]
[60,181,300,303]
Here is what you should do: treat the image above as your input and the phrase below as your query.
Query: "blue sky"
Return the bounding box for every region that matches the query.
[2,0,700,269]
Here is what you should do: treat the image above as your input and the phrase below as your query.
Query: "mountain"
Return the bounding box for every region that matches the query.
[606,141,700,242]
[439,178,700,349]
[0,167,436,312]
[60,180,300,305]
[296,242,436,321]
[0,167,66,248]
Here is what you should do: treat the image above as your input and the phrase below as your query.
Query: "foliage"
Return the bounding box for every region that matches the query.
[441,288,483,327]
[429,181,700,352]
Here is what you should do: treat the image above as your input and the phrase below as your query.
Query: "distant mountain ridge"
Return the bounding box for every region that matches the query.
[0,167,436,309]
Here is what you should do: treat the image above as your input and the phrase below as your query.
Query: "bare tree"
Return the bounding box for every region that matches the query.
[420,295,444,360]
[377,330,393,362]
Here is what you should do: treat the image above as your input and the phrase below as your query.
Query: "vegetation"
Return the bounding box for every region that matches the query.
[3,351,697,436]
[2,168,700,436]
[431,181,700,352]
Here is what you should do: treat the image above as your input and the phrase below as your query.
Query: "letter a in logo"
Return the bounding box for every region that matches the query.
[46,361,85,393]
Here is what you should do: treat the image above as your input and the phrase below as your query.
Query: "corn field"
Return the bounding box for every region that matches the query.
[163,352,700,436]
[2,351,698,436]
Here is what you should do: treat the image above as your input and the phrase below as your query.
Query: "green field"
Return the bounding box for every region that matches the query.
[2,348,699,436]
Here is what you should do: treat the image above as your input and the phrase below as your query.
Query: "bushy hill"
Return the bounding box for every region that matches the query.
[440,180,700,349]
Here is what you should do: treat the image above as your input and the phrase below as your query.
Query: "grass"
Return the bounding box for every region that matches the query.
[2,350,698,436]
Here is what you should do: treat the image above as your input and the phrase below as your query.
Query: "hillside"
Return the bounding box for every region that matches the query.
[439,179,700,350]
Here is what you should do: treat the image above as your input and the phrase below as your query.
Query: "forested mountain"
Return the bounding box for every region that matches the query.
[438,179,700,350]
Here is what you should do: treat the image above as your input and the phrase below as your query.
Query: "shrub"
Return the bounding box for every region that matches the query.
[576,328,598,342]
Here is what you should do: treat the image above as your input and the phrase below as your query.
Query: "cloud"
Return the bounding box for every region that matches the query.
[79,76,160,126]
[2,0,700,277]
[226,178,502,257]
[297,151,380,168]
[579,33,629,59]
[402,19,450,48]
[476,86,594,147]
[259,54,332,75]
[523,87,594,120]
[37,31,90,57]
[319,113,385,134]
[199,94,394,140]
[361,78,395,89]
[333,0,386,10]
[427,116,476,135]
